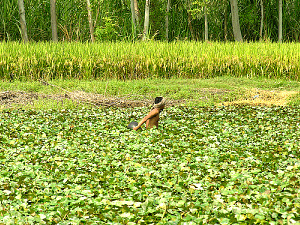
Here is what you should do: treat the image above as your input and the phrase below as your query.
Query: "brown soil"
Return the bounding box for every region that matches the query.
[0,91,184,108]
[0,88,297,109]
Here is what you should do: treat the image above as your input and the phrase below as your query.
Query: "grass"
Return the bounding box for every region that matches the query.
[1,99,87,111]
[0,41,299,81]
[1,77,299,109]
[288,92,300,106]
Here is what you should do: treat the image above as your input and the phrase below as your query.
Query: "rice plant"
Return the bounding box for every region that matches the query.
[0,41,299,81]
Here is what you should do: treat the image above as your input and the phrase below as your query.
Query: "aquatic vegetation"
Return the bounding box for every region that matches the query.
[0,106,299,224]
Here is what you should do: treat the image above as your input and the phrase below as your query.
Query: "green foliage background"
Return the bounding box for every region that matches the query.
[0,0,299,42]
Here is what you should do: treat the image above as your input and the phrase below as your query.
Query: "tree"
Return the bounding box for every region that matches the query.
[2,0,299,42]
[229,0,243,42]
[166,0,171,41]
[278,0,282,42]
[130,0,137,38]
[86,0,95,42]
[18,0,28,43]
[130,0,141,39]
[187,0,196,40]
[50,0,58,42]
[142,0,150,40]
[260,0,264,40]
[204,5,208,41]
[134,0,141,34]
[224,3,228,41]
[189,0,216,41]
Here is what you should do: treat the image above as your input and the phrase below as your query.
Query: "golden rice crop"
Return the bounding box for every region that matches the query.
[0,41,299,81]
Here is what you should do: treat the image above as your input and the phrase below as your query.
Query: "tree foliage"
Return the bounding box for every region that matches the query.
[0,0,299,42]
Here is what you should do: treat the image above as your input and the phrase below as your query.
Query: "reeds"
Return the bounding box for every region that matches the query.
[0,41,299,81]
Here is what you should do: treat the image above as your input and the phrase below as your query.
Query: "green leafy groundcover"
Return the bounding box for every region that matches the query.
[0,106,299,224]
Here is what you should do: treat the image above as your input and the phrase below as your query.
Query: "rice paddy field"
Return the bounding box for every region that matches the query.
[0,42,300,224]
[0,42,299,81]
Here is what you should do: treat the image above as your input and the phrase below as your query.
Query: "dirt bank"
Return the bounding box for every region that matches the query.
[0,88,298,109]
[0,91,184,108]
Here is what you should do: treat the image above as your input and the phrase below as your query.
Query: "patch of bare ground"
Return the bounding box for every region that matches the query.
[219,88,299,106]
[194,88,232,95]
[0,88,298,109]
[0,91,184,108]
[193,88,234,101]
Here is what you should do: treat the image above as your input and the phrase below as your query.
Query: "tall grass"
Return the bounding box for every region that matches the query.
[0,41,299,81]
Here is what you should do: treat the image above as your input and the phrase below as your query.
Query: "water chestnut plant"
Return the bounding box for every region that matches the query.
[0,106,299,224]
